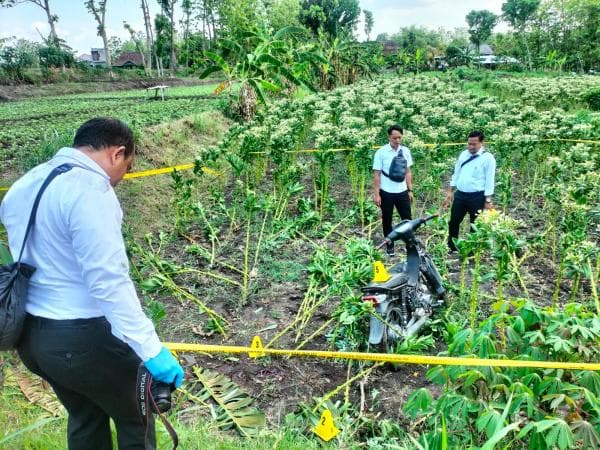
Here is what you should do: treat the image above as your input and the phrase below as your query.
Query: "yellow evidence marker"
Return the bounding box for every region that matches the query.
[372,261,391,282]
[313,409,340,442]
[248,335,266,358]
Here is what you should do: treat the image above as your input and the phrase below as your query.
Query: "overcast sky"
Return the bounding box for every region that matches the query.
[0,0,508,54]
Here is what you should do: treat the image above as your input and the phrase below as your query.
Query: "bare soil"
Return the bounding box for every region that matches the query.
[0,77,216,102]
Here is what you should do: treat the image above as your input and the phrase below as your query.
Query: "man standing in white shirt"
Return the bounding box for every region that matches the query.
[373,124,414,256]
[0,118,184,449]
[443,130,496,253]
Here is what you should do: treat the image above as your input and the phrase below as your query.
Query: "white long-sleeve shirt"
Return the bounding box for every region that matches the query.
[0,147,161,361]
[450,147,496,196]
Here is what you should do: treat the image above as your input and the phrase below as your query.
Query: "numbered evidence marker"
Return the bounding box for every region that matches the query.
[248,335,266,358]
[313,409,340,442]
[372,261,391,283]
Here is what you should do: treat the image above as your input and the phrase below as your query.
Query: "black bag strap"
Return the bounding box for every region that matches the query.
[137,365,179,450]
[460,150,485,169]
[17,163,73,263]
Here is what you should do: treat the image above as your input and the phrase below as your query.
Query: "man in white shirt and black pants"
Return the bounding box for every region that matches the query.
[1,118,184,449]
[443,130,496,253]
[373,124,414,256]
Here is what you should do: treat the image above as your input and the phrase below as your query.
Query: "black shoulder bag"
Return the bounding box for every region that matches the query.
[0,163,73,350]
[381,150,407,182]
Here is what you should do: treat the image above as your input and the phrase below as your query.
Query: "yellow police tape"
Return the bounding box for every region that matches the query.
[0,164,218,192]
[164,337,600,371]
[1,137,598,193]
[123,163,219,179]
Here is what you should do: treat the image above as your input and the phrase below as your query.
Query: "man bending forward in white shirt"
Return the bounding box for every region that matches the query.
[1,118,184,450]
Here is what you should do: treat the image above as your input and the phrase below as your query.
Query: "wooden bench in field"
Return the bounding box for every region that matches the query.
[146,85,169,100]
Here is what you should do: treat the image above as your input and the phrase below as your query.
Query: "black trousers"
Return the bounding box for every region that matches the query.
[380,189,412,239]
[448,190,485,251]
[17,314,155,450]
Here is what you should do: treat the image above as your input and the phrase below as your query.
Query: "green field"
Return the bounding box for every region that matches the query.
[1,71,600,449]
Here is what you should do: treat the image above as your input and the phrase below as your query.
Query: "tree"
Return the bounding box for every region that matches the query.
[269,0,302,31]
[363,9,374,41]
[196,0,219,46]
[445,44,472,67]
[0,0,59,44]
[502,0,541,70]
[465,9,498,55]
[0,38,39,81]
[157,0,177,74]
[154,13,170,73]
[181,0,192,67]
[85,0,112,72]
[390,26,445,54]
[217,0,270,38]
[299,0,361,39]
[123,22,150,74]
[107,36,122,61]
[38,44,75,68]
[375,33,389,42]
[140,0,160,75]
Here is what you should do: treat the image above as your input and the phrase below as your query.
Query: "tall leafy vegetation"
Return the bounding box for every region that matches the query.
[466,9,498,54]
[405,301,600,449]
[199,27,323,120]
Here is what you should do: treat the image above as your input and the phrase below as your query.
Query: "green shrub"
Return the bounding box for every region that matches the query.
[583,87,600,110]
[404,300,600,449]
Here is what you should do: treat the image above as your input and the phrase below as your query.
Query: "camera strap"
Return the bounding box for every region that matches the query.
[137,365,179,450]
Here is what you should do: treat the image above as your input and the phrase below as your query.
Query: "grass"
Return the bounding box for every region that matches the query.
[0,358,350,450]
[260,258,307,282]
[117,110,231,239]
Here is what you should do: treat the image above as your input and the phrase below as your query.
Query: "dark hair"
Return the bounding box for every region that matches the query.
[468,130,484,142]
[387,124,403,135]
[73,118,135,157]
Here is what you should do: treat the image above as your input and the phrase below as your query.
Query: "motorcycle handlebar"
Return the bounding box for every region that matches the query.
[421,213,439,223]
[377,213,439,248]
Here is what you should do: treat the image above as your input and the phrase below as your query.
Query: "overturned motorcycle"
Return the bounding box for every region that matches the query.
[362,214,446,352]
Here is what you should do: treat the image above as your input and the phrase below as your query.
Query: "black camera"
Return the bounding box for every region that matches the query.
[137,365,176,416]
[151,380,175,413]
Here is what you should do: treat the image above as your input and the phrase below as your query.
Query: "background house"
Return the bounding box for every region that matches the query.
[113,51,144,69]
[89,48,107,67]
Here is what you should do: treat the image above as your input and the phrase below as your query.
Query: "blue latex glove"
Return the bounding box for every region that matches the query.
[144,347,184,388]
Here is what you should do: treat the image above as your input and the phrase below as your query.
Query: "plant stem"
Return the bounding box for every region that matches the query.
[588,258,599,316]
[312,362,384,413]
[470,251,481,331]
[241,212,252,305]
[552,255,565,309]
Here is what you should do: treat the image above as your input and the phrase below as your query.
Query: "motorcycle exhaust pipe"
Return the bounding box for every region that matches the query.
[403,313,430,339]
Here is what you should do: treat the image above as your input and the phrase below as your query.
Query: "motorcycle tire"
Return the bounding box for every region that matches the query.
[382,306,405,354]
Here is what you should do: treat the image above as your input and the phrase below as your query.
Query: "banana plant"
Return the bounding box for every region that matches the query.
[199,27,321,120]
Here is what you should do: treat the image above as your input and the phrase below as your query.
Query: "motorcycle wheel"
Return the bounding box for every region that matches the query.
[382,307,405,354]
[381,307,405,371]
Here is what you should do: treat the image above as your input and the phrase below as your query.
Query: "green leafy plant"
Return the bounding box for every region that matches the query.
[404,300,600,449]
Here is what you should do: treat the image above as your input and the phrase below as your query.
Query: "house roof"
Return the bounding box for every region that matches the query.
[382,40,399,56]
[113,51,144,67]
[468,43,494,55]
